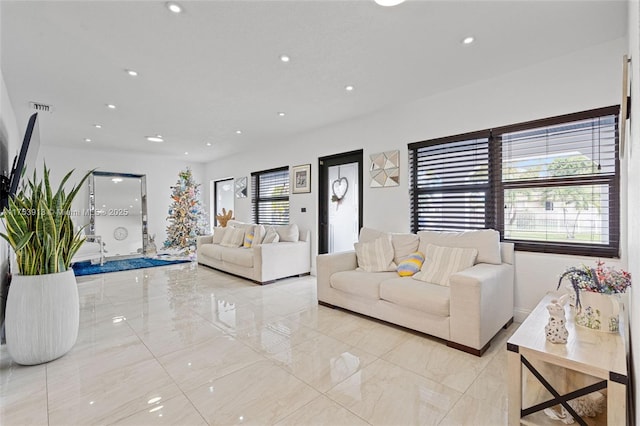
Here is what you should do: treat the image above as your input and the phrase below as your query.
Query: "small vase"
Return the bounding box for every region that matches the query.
[575,290,620,333]
[5,270,79,365]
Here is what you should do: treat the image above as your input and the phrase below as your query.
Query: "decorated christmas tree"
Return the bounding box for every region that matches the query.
[164,168,208,250]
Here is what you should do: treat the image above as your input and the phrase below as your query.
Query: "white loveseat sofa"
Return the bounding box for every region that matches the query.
[197,220,311,284]
[317,228,514,356]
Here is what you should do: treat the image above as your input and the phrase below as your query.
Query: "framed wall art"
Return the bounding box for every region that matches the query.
[235,176,248,198]
[370,150,399,187]
[291,164,311,194]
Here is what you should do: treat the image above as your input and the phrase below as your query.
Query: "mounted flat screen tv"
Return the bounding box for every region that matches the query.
[1,113,40,209]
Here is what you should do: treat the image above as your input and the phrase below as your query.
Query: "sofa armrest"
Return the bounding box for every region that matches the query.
[197,235,213,251]
[449,262,514,350]
[316,251,358,302]
[253,239,311,282]
[299,229,311,242]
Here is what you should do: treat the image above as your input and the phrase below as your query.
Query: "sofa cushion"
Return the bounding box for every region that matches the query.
[391,233,420,264]
[221,247,254,267]
[243,225,265,248]
[199,243,224,261]
[274,224,299,242]
[417,229,501,265]
[262,228,280,244]
[330,270,397,299]
[252,225,265,247]
[414,244,478,286]
[380,277,450,317]
[396,252,425,277]
[220,227,245,248]
[211,227,226,244]
[358,227,419,264]
[354,235,396,272]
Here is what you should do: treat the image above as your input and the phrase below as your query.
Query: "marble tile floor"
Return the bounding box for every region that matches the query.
[0,262,518,425]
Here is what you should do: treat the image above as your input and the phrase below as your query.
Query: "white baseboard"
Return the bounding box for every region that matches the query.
[514,307,531,324]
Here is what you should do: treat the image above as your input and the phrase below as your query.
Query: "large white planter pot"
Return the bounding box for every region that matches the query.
[5,270,79,365]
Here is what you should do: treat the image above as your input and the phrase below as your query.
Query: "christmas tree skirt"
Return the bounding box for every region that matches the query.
[72,257,191,277]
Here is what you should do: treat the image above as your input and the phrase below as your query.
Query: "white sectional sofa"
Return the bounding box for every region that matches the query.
[317,227,515,356]
[197,220,311,284]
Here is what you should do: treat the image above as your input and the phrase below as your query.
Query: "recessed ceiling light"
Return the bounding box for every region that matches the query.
[146,136,164,142]
[345,85,354,91]
[374,0,406,6]
[184,151,189,155]
[126,69,138,77]
[462,36,475,45]
[94,124,102,129]
[280,55,290,63]
[84,138,92,143]
[166,2,182,13]
[112,178,123,183]
[106,104,116,109]
[235,130,242,134]
[205,142,212,146]
[278,112,286,117]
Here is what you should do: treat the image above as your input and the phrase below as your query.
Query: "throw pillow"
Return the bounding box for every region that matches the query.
[354,235,396,272]
[220,227,245,248]
[252,224,265,247]
[262,228,280,244]
[413,244,478,286]
[396,252,425,277]
[211,226,226,244]
[243,228,255,248]
[275,224,299,242]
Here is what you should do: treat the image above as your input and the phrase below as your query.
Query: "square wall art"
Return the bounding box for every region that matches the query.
[370,150,399,187]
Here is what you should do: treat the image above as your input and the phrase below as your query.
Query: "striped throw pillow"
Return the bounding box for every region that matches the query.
[354,235,396,272]
[243,228,255,248]
[396,252,425,277]
[413,244,477,286]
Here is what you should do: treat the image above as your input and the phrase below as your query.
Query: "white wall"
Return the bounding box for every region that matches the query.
[36,146,206,248]
[627,0,639,422]
[205,37,627,316]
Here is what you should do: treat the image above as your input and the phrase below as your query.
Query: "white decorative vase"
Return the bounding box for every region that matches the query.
[575,291,620,333]
[5,270,79,365]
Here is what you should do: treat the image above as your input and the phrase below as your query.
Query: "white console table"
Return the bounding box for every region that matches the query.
[507,293,628,425]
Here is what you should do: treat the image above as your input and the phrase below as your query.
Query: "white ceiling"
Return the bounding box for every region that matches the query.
[1,0,628,163]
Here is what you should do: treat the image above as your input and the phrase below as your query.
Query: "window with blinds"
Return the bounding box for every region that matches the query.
[497,107,619,257]
[251,167,290,225]
[409,131,492,232]
[408,105,620,257]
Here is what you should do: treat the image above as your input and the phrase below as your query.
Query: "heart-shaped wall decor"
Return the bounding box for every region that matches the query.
[331,177,348,201]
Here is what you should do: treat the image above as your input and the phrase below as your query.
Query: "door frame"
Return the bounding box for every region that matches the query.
[213,177,234,227]
[318,149,363,254]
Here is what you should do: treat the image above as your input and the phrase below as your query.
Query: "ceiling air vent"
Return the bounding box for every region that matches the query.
[29,102,53,113]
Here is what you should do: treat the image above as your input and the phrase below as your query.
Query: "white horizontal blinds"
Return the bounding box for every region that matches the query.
[251,167,290,225]
[409,132,491,232]
[500,110,619,254]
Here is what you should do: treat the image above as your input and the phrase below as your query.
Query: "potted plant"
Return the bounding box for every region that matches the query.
[557,260,631,332]
[1,165,91,365]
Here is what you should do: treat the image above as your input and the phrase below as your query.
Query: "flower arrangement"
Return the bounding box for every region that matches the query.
[557,260,631,308]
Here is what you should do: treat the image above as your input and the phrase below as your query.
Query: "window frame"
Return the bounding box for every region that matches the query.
[409,105,620,258]
[409,130,494,232]
[251,166,290,225]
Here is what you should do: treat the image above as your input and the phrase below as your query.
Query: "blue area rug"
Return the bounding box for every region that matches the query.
[72,257,191,276]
